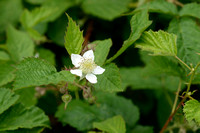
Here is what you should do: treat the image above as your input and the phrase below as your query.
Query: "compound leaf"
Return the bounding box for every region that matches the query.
[82,0,130,21]
[14,57,75,90]
[135,30,177,56]
[179,3,200,19]
[132,0,177,15]
[20,7,57,29]
[93,39,112,66]
[93,115,126,133]
[183,100,200,125]
[0,0,23,33]
[6,25,34,62]
[64,15,84,55]
[0,61,15,86]
[56,93,139,131]
[94,63,122,92]
[15,87,37,107]
[0,88,19,115]
[106,10,152,63]
[0,103,49,131]
[168,17,200,66]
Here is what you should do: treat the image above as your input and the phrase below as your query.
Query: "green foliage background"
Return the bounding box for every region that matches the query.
[0,0,200,133]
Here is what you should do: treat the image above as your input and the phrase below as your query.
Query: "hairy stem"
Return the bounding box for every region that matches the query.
[167,0,184,7]
[171,80,182,114]
[175,56,191,71]
[160,62,200,133]
[160,94,187,133]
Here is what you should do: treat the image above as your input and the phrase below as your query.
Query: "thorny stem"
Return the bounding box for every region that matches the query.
[160,93,187,133]
[175,56,192,71]
[160,62,200,133]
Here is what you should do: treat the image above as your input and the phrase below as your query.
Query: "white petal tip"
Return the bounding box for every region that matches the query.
[83,50,94,60]
[70,69,82,77]
[71,54,83,67]
[86,74,97,84]
[92,66,105,75]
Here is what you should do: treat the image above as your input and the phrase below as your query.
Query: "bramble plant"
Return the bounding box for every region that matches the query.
[0,0,200,133]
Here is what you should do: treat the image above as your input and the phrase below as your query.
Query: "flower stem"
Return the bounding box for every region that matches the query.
[174,56,191,71]
[75,90,79,100]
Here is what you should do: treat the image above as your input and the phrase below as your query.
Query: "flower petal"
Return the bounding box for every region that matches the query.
[92,66,105,75]
[86,74,97,84]
[70,69,82,77]
[71,54,83,67]
[83,50,94,61]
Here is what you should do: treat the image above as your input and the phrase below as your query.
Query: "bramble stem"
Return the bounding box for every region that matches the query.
[160,62,200,133]
[160,96,187,133]
[167,0,184,7]
[171,80,182,114]
[174,56,191,71]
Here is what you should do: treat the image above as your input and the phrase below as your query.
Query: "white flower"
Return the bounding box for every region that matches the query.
[70,50,105,84]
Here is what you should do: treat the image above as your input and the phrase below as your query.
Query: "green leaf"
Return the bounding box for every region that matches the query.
[132,0,177,15]
[95,92,139,127]
[25,0,46,5]
[131,125,154,133]
[135,30,177,56]
[0,88,19,114]
[15,87,37,107]
[6,25,34,62]
[106,10,152,63]
[193,73,200,84]
[0,51,10,61]
[3,127,44,133]
[26,28,46,41]
[82,0,130,21]
[20,7,58,41]
[56,100,97,131]
[64,14,84,55]
[93,115,126,133]
[183,100,200,125]
[120,67,182,91]
[0,0,23,33]
[0,103,49,131]
[14,57,75,90]
[20,7,57,29]
[93,39,112,66]
[179,3,200,19]
[120,67,161,90]
[37,48,55,66]
[94,63,122,92]
[168,18,200,66]
[42,0,75,21]
[0,61,15,86]
[143,56,184,78]
[56,93,139,130]
[47,15,67,47]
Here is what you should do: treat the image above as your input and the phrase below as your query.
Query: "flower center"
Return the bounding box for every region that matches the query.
[80,59,97,74]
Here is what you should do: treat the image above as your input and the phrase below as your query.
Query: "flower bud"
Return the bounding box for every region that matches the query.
[62,94,72,109]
